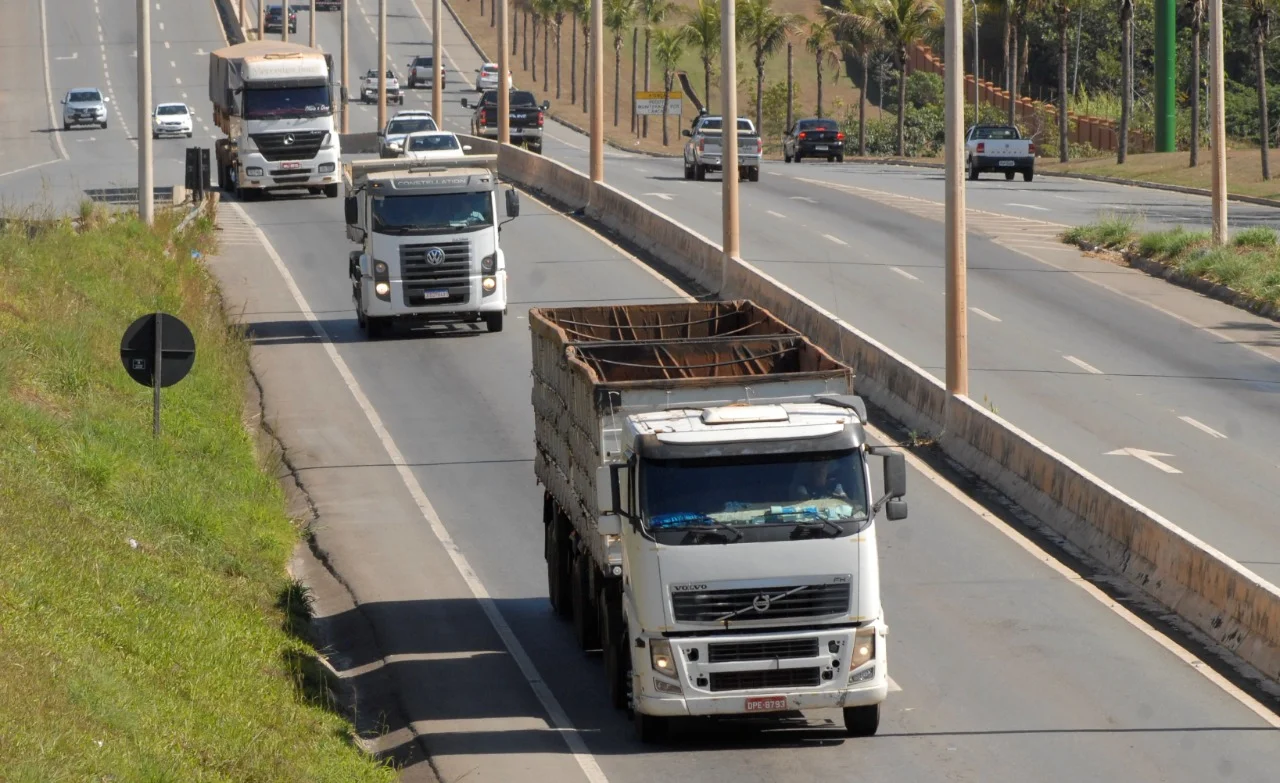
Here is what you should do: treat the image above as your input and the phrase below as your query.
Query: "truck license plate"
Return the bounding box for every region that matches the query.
[815,145,828,151]
[998,160,1015,166]
[421,289,450,300]
[744,696,788,713]
[281,162,301,169]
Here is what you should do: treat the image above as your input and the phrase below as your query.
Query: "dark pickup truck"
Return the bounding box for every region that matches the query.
[461,90,550,153]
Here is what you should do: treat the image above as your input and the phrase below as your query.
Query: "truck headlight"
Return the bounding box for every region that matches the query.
[374,282,390,296]
[649,639,676,678]
[318,162,336,173]
[245,167,264,177]
[480,253,496,273]
[850,627,876,669]
[481,276,497,295]
[374,261,388,274]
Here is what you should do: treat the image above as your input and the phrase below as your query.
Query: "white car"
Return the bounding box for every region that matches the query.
[379,111,439,157]
[475,63,511,92]
[152,102,193,138]
[401,131,472,160]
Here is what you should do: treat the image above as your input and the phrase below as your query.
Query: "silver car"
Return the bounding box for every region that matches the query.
[62,88,109,130]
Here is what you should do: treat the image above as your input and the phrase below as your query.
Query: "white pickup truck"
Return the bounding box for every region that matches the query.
[965,124,1035,182]
[361,68,404,105]
[682,114,762,182]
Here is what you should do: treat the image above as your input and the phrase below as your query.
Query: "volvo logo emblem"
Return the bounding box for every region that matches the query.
[425,247,446,266]
[751,594,772,613]
[282,134,296,146]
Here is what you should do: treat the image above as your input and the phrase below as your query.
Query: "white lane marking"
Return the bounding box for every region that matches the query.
[170,60,176,68]
[890,267,918,281]
[1063,355,1103,375]
[1007,202,1050,211]
[1051,194,1081,202]
[767,210,786,218]
[1179,416,1227,439]
[767,171,783,176]
[790,195,818,203]
[164,41,170,49]
[0,159,62,178]
[38,0,69,160]
[823,234,848,246]
[1105,447,1182,474]
[158,21,164,30]
[175,77,182,84]
[54,52,78,60]
[971,307,1001,322]
[181,91,188,99]
[643,192,673,201]
[232,202,613,783]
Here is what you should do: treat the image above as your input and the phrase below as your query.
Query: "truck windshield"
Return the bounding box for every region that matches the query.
[641,450,868,534]
[371,192,493,235]
[243,86,331,119]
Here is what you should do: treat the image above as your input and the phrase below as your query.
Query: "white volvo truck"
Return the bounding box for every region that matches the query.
[209,41,342,200]
[530,302,909,742]
[344,156,519,338]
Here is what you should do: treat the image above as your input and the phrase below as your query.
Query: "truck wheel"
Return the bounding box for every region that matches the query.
[1005,171,1015,181]
[547,508,573,619]
[1023,170,1034,182]
[324,184,339,198]
[967,160,979,181]
[694,164,705,181]
[483,312,504,333]
[571,553,600,650]
[843,704,880,737]
[748,167,760,183]
[794,153,802,163]
[683,161,693,180]
[634,712,668,744]
[836,154,844,163]
[784,152,792,163]
[600,586,629,709]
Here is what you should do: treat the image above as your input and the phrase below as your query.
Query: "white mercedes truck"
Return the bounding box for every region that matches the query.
[209,41,342,199]
[344,156,518,338]
[530,301,909,742]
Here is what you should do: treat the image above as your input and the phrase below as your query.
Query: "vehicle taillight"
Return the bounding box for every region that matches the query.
[836,131,845,141]
[798,131,806,140]
[479,108,487,124]
[697,139,705,151]
[976,142,985,153]
[537,111,544,126]
[755,138,762,153]
[1029,142,1037,155]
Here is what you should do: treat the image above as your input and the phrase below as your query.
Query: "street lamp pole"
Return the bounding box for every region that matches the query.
[1209,0,1227,244]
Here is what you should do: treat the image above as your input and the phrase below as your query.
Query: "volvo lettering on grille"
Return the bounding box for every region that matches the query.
[425,247,446,266]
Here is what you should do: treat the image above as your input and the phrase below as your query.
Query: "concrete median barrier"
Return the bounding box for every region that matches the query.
[486,140,1280,686]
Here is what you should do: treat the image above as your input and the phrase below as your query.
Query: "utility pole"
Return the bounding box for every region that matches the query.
[310,0,317,47]
[1154,0,1175,151]
[721,0,739,272]
[432,0,443,122]
[283,2,289,41]
[239,0,246,33]
[945,0,968,395]
[1209,0,1227,244]
[138,0,154,225]
[258,1,265,41]
[341,0,349,133]
[498,0,510,144]
[589,0,603,180]
[378,0,387,132]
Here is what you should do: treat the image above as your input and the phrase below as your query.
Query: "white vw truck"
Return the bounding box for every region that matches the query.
[344,156,519,338]
[530,301,909,743]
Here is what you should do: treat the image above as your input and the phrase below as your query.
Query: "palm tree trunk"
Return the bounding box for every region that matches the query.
[816,56,824,119]
[1002,3,1011,111]
[1118,2,1131,163]
[480,0,486,22]
[532,14,538,82]
[1058,7,1069,163]
[544,19,550,92]
[662,70,671,145]
[1189,12,1200,167]
[556,21,563,99]
[643,30,652,137]
[583,29,590,112]
[859,57,868,155]
[1007,18,1018,126]
[896,46,907,156]
[491,0,496,27]
[755,55,765,132]
[614,43,622,126]
[514,7,521,54]
[1259,33,1271,180]
[571,14,578,105]
[631,29,639,132]
[703,54,712,111]
[523,8,529,71]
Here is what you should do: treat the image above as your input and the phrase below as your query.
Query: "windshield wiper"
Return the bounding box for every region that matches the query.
[791,517,843,538]
[682,518,744,543]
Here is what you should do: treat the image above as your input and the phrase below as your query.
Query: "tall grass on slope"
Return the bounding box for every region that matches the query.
[0,209,395,783]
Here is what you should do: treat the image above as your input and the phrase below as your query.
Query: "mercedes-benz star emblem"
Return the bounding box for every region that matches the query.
[751,594,772,613]
[282,134,296,146]
[425,247,446,266]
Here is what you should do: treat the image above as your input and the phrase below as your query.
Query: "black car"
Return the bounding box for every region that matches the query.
[462,90,549,153]
[264,5,297,34]
[783,118,845,163]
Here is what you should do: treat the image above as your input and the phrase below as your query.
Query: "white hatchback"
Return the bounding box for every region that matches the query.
[402,131,472,161]
[476,63,511,92]
[152,102,193,138]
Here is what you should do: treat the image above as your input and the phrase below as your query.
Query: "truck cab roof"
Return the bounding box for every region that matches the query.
[625,403,866,458]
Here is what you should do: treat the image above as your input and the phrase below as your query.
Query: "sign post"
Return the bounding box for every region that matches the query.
[120,312,196,436]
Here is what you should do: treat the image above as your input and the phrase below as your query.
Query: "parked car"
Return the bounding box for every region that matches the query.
[263,4,297,33]
[407,55,446,89]
[475,62,511,92]
[783,117,845,163]
[682,114,761,182]
[965,124,1036,182]
[362,68,403,104]
[378,111,439,157]
[401,131,472,160]
[152,102,193,138]
[462,90,547,152]
[61,87,109,130]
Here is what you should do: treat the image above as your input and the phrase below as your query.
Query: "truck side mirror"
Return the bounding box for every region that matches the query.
[343,196,358,226]
[505,188,520,218]
[596,464,621,515]
[868,447,908,520]
[681,129,692,137]
[460,97,469,108]
[541,100,550,111]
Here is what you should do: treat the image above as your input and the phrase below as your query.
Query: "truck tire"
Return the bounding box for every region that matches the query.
[634,712,668,744]
[483,312,504,332]
[528,142,543,155]
[694,164,706,181]
[967,160,979,181]
[1023,170,1034,182]
[600,585,629,710]
[324,184,339,198]
[1005,171,1015,181]
[843,704,880,737]
[747,167,760,183]
[683,161,693,180]
[794,153,802,163]
[546,506,573,619]
[571,552,600,650]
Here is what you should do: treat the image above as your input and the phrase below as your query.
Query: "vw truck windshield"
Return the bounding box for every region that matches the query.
[243,86,331,119]
[371,192,493,235]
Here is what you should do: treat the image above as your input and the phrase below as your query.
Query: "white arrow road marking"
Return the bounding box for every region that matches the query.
[195,48,207,56]
[1105,448,1182,474]
[1007,202,1050,211]
[1063,355,1103,375]
[767,210,786,218]
[890,267,919,281]
[823,234,847,246]
[55,52,77,60]
[643,192,673,201]
[790,196,818,203]
[970,307,1001,322]
[1179,416,1227,439]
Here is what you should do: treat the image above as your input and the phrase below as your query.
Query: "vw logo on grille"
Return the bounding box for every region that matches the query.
[425,247,446,266]
[282,134,296,146]
[751,594,772,613]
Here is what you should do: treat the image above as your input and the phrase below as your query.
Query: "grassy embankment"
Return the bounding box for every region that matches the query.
[0,207,395,782]
[1063,215,1280,306]
[1040,148,1280,201]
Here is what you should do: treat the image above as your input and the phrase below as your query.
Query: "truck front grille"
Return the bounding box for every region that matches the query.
[250,130,328,161]
[709,668,820,692]
[400,241,471,284]
[707,638,819,663]
[672,583,850,624]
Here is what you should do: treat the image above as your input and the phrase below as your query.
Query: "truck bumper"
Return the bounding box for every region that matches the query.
[239,148,341,191]
[972,155,1034,173]
[632,623,888,718]
[693,155,760,172]
[361,271,508,321]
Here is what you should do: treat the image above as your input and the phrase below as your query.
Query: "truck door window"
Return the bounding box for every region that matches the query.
[243,85,331,119]
[371,192,494,235]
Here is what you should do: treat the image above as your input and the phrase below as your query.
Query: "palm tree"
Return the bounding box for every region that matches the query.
[1008,0,1031,126]
[1054,1,1071,163]
[739,0,801,132]
[538,0,554,92]
[640,0,678,137]
[631,27,640,131]
[846,0,939,156]
[1117,0,1132,163]
[829,1,881,156]
[581,0,592,111]
[1188,0,1204,167]
[553,0,568,99]
[1249,0,1275,180]
[568,0,587,105]
[531,0,539,83]
[680,0,720,112]
[653,27,688,145]
[806,17,841,118]
[605,0,640,126]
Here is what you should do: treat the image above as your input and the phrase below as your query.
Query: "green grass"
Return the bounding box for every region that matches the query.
[0,207,396,782]
[1062,218,1280,306]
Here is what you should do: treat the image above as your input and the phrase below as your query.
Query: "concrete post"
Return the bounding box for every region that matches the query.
[138,0,154,225]
[945,0,968,395]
